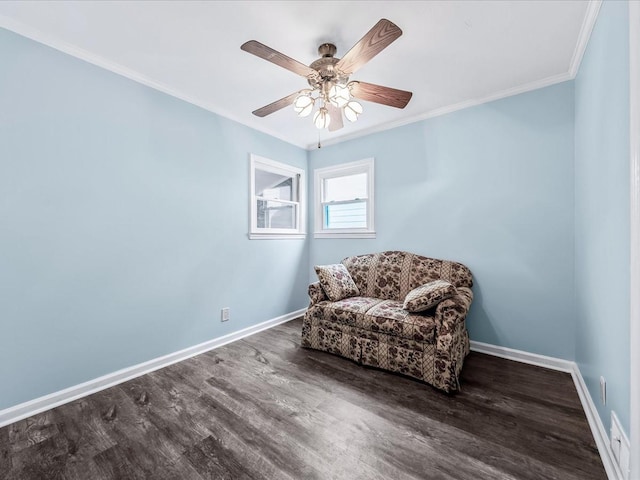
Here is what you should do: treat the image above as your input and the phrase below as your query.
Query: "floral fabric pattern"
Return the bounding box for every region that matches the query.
[303,251,473,393]
[314,263,360,302]
[407,255,473,295]
[310,296,383,328]
[308,282,328,306]
[371,251,407,300]
[342,254,376,297]
[362,300,436,344]
[403,280,458,312]
[341,251,472,302]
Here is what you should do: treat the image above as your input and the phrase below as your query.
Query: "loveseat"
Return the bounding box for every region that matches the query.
[301,251,473,393]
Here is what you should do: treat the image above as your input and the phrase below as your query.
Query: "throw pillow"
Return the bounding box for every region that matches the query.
[403,280,457,312]
[314,264,360,302]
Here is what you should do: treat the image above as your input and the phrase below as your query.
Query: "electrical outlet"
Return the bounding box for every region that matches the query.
[221,307,230,322]
[599,376,606,404]
[610,411,630,480]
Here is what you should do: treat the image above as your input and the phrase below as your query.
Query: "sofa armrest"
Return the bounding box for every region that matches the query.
[435,286,473,337]
[308,282,328,306]
[433,286,473,392]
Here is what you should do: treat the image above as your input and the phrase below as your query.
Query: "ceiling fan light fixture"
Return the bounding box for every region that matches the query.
[344,100,363,122]
[296,102,314,117]
[242,19,412,132]
[329,84,350,108]
[313,107,331,129]
[293,92,314,117]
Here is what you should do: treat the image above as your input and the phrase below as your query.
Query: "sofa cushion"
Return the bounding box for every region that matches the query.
[342,251,473,302]
[314,264,360,301]
[407,255,473,293]
[341,253,377,297]
[310,296,384,327]
[403,280,457,312]
[362,300,436,344]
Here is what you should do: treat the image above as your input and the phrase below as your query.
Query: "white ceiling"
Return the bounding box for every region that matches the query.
[0,1,597,149]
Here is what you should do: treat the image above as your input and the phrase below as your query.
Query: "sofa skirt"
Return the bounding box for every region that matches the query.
[301,313,470,393]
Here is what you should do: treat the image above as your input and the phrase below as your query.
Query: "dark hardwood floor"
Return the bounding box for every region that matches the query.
[0,318,606,480]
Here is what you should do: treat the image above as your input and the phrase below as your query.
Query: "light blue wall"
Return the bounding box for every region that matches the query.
[1,4,631,439]
[0,28,308,410]
[574,0,630,434]
[309,82,576,360]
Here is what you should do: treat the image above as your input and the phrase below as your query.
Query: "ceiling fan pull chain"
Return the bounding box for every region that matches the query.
[318,132,322,149]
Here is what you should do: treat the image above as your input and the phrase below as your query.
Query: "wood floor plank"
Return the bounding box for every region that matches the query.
[0,425,11,477]
[240,330,595,480]
[0,318,606,480]
[274,338,600,478]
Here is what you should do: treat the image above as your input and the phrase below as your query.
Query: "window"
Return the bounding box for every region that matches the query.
[314,158,375,238]
[250,155,305,239]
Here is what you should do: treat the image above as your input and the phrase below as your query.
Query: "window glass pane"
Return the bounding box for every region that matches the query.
[324,200,367,229]
[255,168,296,201]
[257,199,296,229]
[324,173,367,202]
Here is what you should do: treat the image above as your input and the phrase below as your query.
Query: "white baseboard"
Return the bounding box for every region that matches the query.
[470,340,625,480]
[571,363,626,480]
[0,308,307,428]
[470,340,574,372]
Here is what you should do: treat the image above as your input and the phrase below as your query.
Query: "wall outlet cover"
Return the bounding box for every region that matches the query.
[221,307,230,322]
[610,411,630,480]
[599,376,606,404]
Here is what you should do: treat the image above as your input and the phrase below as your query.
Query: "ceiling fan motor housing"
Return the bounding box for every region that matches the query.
[318,43,337,57]
[309,43,344,87]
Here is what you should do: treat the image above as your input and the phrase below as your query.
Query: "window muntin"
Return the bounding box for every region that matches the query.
[314,159,375,238]
[250,155,305,239]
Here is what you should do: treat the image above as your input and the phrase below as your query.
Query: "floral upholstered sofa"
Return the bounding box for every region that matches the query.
[301,251,473,393]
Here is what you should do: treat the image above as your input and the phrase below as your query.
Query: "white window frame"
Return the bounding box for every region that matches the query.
[249,154,306,240]
[314,158,375,239]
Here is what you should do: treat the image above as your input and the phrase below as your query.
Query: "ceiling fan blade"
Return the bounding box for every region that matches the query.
[349,81,412,109]
[335,19,402,76]
[252,91,300,117]
[241,40,319,81]
[326,103,344,132]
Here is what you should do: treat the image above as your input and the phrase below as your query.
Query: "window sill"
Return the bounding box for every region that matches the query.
[249,233,306,240]
[314,231,376,239]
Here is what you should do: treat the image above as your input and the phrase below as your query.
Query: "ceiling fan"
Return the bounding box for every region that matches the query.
[240,19,413,132]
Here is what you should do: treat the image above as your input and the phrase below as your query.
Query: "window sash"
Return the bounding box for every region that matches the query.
[256,196,300,206]
[250,155,305,238]
[256,199,298,231]
[314,158,375,238]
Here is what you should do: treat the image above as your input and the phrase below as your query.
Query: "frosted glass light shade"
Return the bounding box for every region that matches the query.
[329,84,350,108]
[297,103,313,117]
[293,93,314,117]
[344,101,363,122]
[313,107,331,129]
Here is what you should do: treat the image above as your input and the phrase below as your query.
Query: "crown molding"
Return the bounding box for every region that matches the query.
[1,1,602,154]
[569,0,602,78]
[308,71,573,150]
[0,15,308,150]
[309,0,601,151]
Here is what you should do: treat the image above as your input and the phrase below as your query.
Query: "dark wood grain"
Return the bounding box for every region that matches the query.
[349,80,413,108]
[336,19,402,76]
[0,318,606,480]
[251,91,300,117]
[241,40,319,81]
